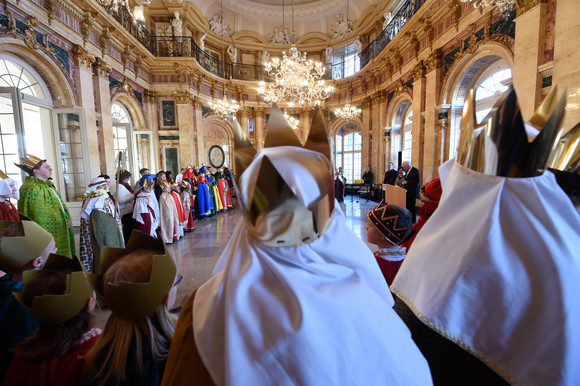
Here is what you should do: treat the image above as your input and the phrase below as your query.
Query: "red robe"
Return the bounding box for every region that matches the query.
[2,328,101,386]
[0,200,19,222]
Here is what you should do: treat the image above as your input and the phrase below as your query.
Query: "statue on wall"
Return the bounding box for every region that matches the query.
[354,36,362,52]
[227,44,237,63]
[208,12,231,36]
[171,12,183,36]
[325,47,333,64]
[199,33,207,51]
[383,12,392,30]
[262,50,270,64]
[271,26,291,44]
[331,13,352,39]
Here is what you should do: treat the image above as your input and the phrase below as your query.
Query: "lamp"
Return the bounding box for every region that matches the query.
[257,0,334,107]
[209,0,240,121]
[459,0,516,15]
[335,0,361,121]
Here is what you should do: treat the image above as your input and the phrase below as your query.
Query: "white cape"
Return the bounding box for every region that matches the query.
[392,161,580,385]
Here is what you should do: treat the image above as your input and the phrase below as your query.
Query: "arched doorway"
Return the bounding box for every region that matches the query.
[203,117,233,170]
[388,99,413,167]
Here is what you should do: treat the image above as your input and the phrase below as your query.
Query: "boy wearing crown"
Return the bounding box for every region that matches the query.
[0,219,58,380]
[366,201,413,285]
[15,155,75,258]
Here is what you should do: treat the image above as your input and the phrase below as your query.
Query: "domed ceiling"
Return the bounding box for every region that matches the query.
[191,0,388,42]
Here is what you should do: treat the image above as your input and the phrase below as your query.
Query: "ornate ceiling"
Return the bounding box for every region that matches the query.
[188,0,389,42]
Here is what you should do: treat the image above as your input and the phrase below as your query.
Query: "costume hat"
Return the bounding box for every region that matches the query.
[86,231,176,321]
[549,122,580,174]
[458,86,566,177]
[367,200,412,245]
[14,154,45,175]
[0,170,8,180]
[421,177,442,202]
[233,105,334,247]
[13,254,93,326]
[0,219,54,272]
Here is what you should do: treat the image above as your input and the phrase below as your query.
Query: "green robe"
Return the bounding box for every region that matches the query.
[17,176,75,258]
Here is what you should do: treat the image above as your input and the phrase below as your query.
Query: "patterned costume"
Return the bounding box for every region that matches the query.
[18,177,74,258]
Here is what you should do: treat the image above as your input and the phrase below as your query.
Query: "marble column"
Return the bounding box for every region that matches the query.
[423,51,443,182]
[513,2,548,119]
[552,0,580,130]
[371,91,386,184]
[361,98,372,175]
[193,99,204,166]
[254,107,265,151]
[175,92,195,168]
[144,89,159,172]
[93,58,115,176]
[412,62,426,184]
[72,44,99,178]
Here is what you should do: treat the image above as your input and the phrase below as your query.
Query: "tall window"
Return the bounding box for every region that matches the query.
[335,124,362,183]
[402,109,413,162]
[111,102,132,171]
[344,43,360,77]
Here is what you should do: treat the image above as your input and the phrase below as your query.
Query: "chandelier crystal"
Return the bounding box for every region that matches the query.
[257,0,334,107]
[334,0,360,122]
[335,103,361,121]
[210,0,240,121]
[460,0,516,15]
[209,95,240,121]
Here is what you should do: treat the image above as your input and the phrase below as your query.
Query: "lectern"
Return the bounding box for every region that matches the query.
[383,184,406,207]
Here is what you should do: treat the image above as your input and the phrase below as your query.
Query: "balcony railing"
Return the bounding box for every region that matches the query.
[97,0,426,82]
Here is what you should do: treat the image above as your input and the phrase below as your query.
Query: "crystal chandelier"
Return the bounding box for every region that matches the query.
[460,0,516,15]
[284,112,300,131]
[257,0,334,107]
[334,0,360,121]
[210,0,240,121]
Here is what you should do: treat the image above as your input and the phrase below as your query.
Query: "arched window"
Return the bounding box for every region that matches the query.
[402,109,413,162]
[335,123,362,183]
[111,102,131,161]
[389,100,412,166]
[449,58,512,159]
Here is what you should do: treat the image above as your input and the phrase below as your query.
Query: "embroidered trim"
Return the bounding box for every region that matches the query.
[375,248,406,262]
[389,287,519,385]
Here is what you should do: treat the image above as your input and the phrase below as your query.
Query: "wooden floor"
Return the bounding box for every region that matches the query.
[95,195,380,326]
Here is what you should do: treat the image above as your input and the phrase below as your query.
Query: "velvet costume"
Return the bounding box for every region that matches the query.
[0,201,19,222]
[17,176,75,258]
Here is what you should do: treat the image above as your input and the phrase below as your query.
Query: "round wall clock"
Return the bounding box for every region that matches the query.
[208,145,225,168]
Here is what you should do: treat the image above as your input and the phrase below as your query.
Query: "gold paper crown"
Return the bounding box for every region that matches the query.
[233,105,334,247]
[87,231,176,321]
[458,86,567,177]
[143,177,156,190]
[158,180,170,189]
[0,170,9,180]
[14,254,93,326]
[0,219,54,272]
[549,122,580,174]
[18,154,44,169]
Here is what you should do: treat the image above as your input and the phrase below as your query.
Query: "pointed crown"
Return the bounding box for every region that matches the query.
[13,254,93,326]
[15,154,45,175]
[549,122,580,174]
[0,170,9,180]
[367,200,412,245]
[0,219,54,273]
[234,105,334,247]
[458,86,567,177]
[86,231,176,321]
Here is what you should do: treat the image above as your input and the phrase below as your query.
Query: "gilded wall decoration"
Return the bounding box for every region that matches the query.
[72,44,94,70]
[24,16,40,50]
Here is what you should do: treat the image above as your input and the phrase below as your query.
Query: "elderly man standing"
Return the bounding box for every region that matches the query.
[16,154,75,258]
[401,160,420,223]
[384,161,398,185]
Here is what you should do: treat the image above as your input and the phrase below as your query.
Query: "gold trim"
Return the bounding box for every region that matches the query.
[390,287,519,385]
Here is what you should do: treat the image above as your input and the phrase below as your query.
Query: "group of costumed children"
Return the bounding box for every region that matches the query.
[134,165,234,244]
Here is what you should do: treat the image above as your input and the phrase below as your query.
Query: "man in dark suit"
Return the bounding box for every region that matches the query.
[401,161,420,223]
[383,162,398,185]
[362,166,373,185]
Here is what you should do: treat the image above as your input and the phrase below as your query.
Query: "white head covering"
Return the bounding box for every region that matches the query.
[133,190,159,238]
[392,160,580,385]
[0,177,19,200]
[194,147,432,386]
[80,177,110,220]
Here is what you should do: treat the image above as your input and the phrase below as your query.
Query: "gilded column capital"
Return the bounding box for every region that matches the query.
[254,107,265,118]
[24,16,40,50]
[72,44,95,70]
[93,57,111,78]
[193,97,203,109]
[362,98,371,110]
[411,61,425,80]
[144,89,157,103]
[174,91,193,104]
[517,0,547,16]
[426,49,443,73]
[394,80,408,97]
